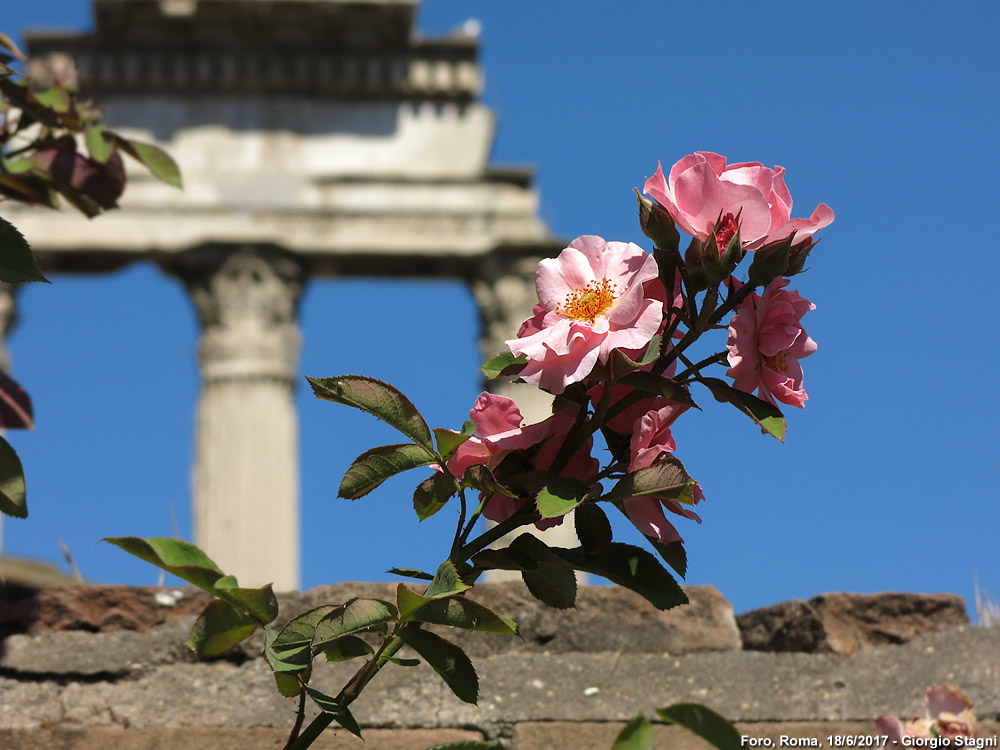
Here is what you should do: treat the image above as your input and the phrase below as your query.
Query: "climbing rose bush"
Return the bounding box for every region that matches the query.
[111,150,833,750]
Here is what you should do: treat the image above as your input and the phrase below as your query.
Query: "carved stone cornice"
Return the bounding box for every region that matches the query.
[174,245,306,384]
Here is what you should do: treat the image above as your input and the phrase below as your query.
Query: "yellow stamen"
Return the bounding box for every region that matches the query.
[556,278,619,324]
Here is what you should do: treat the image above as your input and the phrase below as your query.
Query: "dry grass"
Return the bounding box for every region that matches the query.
[974,576,999,627]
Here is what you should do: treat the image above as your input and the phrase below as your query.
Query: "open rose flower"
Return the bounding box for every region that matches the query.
[506,235,662,395]
[445,393,598,530]
[624,403,704,545]
[875,684,977,745]
[727,278,816,408]
[644,151,834,251]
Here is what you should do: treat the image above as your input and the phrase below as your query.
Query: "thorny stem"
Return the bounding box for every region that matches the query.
[451,486,468,559]
[285,690,307,747]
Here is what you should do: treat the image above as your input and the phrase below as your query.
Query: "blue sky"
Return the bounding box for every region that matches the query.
[3,1,998,618]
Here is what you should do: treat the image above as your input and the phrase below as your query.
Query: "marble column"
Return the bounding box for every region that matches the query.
[175,246,305,591]
[471,254,582,577]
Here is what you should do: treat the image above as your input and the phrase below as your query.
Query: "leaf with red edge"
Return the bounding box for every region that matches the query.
[0,371,34,429]
[113,136,182,189]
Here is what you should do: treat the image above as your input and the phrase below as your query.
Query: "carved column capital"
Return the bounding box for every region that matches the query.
[174,245,306,384]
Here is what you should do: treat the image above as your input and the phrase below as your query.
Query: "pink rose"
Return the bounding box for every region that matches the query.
[644,151,834,251]
[875,684,977,745]
[726,278,816,408]
[445,392,554,479]
[623,403,704,545]
[482,409,599,530]
[507,235,663,395]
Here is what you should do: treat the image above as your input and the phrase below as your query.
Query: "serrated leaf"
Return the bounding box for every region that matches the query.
[425,742,504,750]
[434,427,473,462]
[339,442,436,499]
[186,599,259,656]
[308,375,434,453]
[575,502,612,555]
[536,477,591,519]
[397,583,432,620]
[0,371,34,429]
[312,598,398,651]
[323,635,373,662]
[564,543,687,611]
[102,537,224,592]
[388,567,435,581]
[268,605,335,674]
[470,547,538,573]
[616,371,697,408]
[602,456,694,503]
[424,560,470,599]
[85,124,114,163]
[413,472,457,521]
[398,627,478,704]
[613,713,656,750]
[273,671,303,697]
[0,216,48,283]
[481,350,526,379]
[410,596,518,636]
[114,136,182,188]
[699,377,786,441]
[649,538,687,578]
[510,534,577,609]
[655,703,743,750]
[0,435,27,518]
[213,577,278,623]
[305,687,363,738]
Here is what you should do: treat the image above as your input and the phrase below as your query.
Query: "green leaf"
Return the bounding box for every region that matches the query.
[114,136,182,188]
[410,596,518,636]
[424,742,504,750]
[312,598,398,651]
[536,477,592,519]
[424,560,471,599]
[268,605,336,674]
[31,87,70,113]
[398,627,478,705]
[385,656,421,667]
[413,472,457,521]
[574,502,612,555]
[322,635,373,662]
[699,377,787,441]
[434,427,474,462]
[0,216,48,283]
[616,371,698,409]
[388,567,435,581]
[613,714,656,750]
[102,537,224,592]
[308,375,435,453]
[0,435,27,518]
[602,456,694,503]
[470,547,537,573]
[650,539,687,579]
[568,543,687,611]
[655,703,743,750]
[397,583,433,620]
[272,671,303,698]
[0,33,26,62]
[510,534,577,610]
[339,442,436,500]
[305,687,363,738]
[481,351,527,379]
[213,577,278,624]
[85,124,114,163]
[186,599,259,656]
